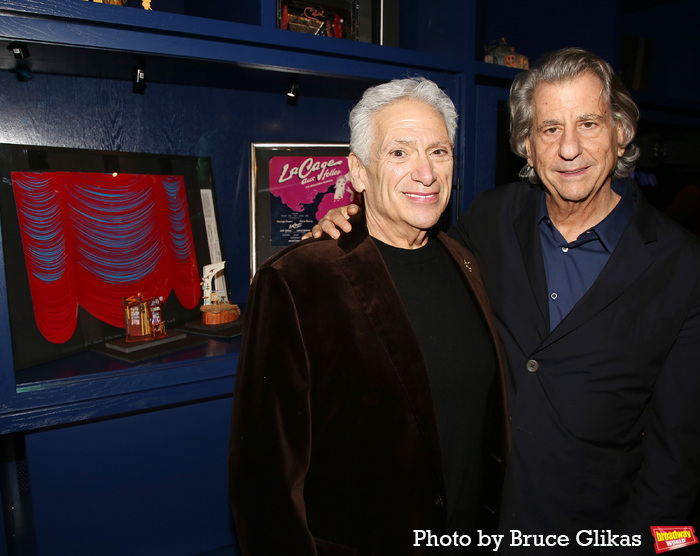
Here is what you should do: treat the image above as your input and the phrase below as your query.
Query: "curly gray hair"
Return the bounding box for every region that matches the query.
[509,47,640,183]
[349,77,458,165]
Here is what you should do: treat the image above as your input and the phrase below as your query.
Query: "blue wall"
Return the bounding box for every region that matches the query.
[26,398,235,555]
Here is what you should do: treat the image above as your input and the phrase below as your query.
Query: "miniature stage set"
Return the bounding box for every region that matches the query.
[102,293,187,356]
[107,262,242,357]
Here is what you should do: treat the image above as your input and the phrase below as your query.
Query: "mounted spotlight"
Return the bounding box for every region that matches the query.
[7,42,29,60]
[286,76,299,106]
[133,67,146,94]
[287,79,298,99]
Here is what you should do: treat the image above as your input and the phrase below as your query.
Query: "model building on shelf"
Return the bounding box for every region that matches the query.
[123,293,167,342]
[200,262,241,325]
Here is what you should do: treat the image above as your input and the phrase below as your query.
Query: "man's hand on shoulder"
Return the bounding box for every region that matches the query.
[302,204,360,240]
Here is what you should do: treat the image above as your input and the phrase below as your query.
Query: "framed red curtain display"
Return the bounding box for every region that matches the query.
[0,146,223,372]
[12,171,201,344]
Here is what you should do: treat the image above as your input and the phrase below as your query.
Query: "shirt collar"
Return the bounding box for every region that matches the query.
[537,180,635,252]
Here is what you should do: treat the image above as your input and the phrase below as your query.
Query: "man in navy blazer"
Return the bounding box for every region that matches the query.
[314,48,700,554]
[450,48,700,554]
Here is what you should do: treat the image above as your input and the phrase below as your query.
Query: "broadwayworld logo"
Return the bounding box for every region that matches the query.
[650,526,699,553]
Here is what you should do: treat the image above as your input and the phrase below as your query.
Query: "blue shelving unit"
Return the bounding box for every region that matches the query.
[0,2,476,554]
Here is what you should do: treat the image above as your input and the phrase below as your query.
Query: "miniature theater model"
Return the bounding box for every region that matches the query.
[123,293,168,342]
[200,262,241,325]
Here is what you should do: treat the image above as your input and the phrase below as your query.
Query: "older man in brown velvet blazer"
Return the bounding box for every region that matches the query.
[229,77,508,556]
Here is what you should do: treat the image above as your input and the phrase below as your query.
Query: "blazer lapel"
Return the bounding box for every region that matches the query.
[543,182,657,346]
[512,189,551,350]
[438,232,511,462]
[438,232,502,357]
[337,216,444,480]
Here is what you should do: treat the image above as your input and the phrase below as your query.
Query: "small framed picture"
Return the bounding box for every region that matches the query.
[249,143,359,275]
[277,0,358,40]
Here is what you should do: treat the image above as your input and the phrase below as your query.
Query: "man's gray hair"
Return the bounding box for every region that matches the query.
[349,77,458,165]
[509,47,640,183]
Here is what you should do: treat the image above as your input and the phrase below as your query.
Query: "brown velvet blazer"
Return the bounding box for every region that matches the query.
[229,211,509,556]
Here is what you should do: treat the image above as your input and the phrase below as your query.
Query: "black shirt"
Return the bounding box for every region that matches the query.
[374,236,496,542]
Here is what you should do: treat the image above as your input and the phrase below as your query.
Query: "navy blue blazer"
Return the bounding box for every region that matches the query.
[451,179,700,555]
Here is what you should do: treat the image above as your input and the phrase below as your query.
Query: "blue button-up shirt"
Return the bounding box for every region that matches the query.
[539,180,635,330]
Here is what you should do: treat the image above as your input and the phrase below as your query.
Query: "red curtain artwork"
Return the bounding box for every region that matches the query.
[11,171,202,344]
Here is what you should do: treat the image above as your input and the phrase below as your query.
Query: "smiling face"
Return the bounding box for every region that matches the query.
[526,72,625,212]
[349,99,453,249]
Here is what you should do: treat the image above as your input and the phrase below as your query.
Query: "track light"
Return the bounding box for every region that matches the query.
[133,67,146,94]
[7,42,29,60]
[287,79,298,99]
[286,77,299,106]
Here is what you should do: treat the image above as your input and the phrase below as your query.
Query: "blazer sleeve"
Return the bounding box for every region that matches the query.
[228,264,317,556]
[611,288,700,554]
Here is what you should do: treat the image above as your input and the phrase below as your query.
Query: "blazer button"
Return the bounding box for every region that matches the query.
[434,495,445,508]
[526,359,539,373]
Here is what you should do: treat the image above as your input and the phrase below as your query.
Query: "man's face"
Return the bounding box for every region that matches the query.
[350,99,453,248]
[525,72,625,207]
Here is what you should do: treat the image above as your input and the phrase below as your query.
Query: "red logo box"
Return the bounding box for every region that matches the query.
[651,526,699,553]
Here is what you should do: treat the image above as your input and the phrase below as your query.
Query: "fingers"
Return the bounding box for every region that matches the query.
[311,223,325,239]
[319,217,342,240]
[303,221,329,240]
[302,204,360,241]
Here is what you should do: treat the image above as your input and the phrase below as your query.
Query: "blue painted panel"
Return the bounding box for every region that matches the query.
[25,397,238,556]
[400,0,474,60]
[0,222,15,402]
[473,84,510,202]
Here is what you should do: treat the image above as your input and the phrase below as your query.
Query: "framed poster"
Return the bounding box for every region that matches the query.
[250,143,359,274]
